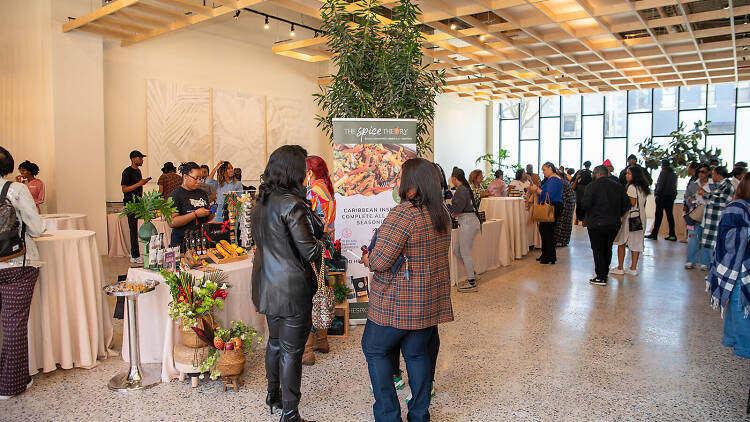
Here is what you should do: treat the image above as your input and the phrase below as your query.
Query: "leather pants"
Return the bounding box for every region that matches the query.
[265,313,312,412]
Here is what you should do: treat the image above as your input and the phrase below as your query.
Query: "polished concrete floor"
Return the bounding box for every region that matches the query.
[4,226,749,421]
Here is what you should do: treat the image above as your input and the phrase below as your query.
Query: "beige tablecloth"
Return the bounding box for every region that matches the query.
[450,219,511,285]
[27,230,114,374]
[107,214,173,258]
[479,197,529,259]
[123,257,267,382]
[41,213,88,231]
[652,201,687,242]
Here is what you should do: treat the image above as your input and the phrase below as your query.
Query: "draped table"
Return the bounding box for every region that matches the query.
[478,197,529,259]
[450,219,511,285]
[107,214,172,258]
[27,230,114,374]
[41,213,88,231]
[123,258,267,382]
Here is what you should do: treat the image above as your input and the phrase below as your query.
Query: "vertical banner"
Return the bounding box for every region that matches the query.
[332,118,418,323]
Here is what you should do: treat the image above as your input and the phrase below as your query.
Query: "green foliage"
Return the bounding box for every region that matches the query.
[121,190,178,223]
[637,120,721,177]
[332,283,352,304]
[200,320,262,380]
[160,269,229,328]
[475,149,514,172]
[314,0,446,156]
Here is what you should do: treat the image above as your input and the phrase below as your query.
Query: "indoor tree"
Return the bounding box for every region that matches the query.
[314,0,446,156]
[637,120,722,177]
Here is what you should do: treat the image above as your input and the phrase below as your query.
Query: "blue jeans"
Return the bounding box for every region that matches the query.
[723,286,750,359]
[362,320,434,422]
[686,224,712,266]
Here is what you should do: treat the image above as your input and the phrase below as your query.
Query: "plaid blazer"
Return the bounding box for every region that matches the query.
[368,201,454,330]
[701,178,736,250]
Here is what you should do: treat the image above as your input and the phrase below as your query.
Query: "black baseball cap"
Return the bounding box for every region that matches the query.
[130,150,146,159]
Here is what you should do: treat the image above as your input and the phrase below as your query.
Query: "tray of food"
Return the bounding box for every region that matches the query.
[207,240,249,264]
[103,280,159,296]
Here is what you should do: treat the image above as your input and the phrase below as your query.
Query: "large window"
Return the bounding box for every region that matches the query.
[499,83,746,176]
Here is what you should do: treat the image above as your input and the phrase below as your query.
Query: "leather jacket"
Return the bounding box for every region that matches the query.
[251,191,324,317]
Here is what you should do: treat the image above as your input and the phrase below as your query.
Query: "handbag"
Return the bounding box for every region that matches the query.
[532,193,555,222]
[688,203,705,222]
[628,189,643,232]
[311,249,335,330]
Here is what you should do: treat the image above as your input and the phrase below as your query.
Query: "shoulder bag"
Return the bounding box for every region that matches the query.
[311,249,335,330]
[532,193,555,223]
[628,188,643,232]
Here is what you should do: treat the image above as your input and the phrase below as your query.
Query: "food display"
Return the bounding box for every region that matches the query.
[333,143,417,196]
[207,240,249,264]
[103,280,159,296]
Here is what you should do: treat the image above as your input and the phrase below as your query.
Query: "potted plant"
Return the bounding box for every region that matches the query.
[160,269,229,347]
[122,190,178,268]
[332,283,352,304]
[194,319,262,380]
[637,120,722,177]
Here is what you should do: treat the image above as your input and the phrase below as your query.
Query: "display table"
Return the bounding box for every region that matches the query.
[27,230,114,374]
[479,197,529,259]
[123,258,267,382]
[652,200,687,242]
[41,213,88,231]
[450,219,511,285]
[107,214,172,258]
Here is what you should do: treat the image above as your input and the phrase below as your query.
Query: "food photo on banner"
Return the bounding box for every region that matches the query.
[332,118,417,323]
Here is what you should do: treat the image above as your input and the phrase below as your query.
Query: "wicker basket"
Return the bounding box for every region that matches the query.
[173,342,210,369]
[215,348,246,377]
[180,317,217,348]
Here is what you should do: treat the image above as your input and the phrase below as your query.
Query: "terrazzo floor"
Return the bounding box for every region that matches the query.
[3,226,750,421]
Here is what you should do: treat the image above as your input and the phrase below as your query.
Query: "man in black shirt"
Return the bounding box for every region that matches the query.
[121,150,151,263]
[583,165,630,286]
[619,154,652,186]
[572,161,592,225]
[168,162,213,252]
[646,159,678,241]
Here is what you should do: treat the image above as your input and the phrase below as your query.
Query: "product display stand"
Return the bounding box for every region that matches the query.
[104,282,160,392]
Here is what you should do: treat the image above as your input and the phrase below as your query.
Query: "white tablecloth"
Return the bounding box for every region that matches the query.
[41,213,88,231]
[123,258,267,382]
[107,214,172,258]
[479,197,529,259]
[27,230,114,374]
[450,219,511,285]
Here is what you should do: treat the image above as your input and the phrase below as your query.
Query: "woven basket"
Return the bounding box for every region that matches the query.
[215,348,246,377]
[180,317,216,348]
[173,342,210,369]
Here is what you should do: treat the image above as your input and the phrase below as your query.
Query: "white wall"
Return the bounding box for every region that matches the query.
[433,94,489,178]
[103,14,330,201]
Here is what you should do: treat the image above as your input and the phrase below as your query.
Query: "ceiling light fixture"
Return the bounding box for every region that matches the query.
[450,22,457,30]
[290,24,296,37]
[233,10,240,19]
[480,34,486,41]
[264,16,269,30]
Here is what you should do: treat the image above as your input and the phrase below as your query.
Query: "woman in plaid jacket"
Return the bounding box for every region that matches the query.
[700,166,736,256]
[360,158,453,422]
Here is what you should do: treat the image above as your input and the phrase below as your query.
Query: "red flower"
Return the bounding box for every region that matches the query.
[212,289,227,300]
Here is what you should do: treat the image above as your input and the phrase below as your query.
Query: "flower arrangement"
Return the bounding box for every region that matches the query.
[194,319,262,379]
[160,269,229,328]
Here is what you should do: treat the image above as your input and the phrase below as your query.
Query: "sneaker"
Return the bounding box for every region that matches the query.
[130,256,144,264]
[406,383,435,404]
[699,264,709,271]
[624,268,638,276]
[457,280,478,293]
[393,370,406,390]
[610,267,624,275]
[684,262,695,269]
[589,277,607,286]
[665,236,677,241]
[645,233,657,240]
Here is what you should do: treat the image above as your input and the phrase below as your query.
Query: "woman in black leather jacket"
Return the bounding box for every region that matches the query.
[252,145,324,422]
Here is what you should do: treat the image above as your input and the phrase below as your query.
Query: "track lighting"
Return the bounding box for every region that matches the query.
[314,30,319,37]
[264,16,269,30]
[479,34,486,41]
[233,10,240,20]
[290,24,295,37]
[450,22,457,30]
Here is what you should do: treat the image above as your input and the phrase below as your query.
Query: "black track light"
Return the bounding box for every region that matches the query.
[264,16,269,30]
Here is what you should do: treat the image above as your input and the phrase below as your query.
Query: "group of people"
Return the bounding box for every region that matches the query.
[121,152,258,263]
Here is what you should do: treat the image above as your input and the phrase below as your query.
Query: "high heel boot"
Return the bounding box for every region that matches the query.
[266,389,282,415]
[280,408,315,422]
[302,333,315,365]
[314,329,329,353]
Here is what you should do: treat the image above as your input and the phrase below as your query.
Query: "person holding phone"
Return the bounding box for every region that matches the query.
[121,150,151,264]
[168,162,213,252]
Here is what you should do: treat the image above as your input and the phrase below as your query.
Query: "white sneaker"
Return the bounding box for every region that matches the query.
[130,256,144,264]
[624,268,638,276]
[684,263,695,269]
[700,265,709,271]
[610,267,624,275]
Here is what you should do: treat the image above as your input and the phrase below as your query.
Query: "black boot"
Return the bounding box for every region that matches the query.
[266,389,282,415]
[280,408,315,422]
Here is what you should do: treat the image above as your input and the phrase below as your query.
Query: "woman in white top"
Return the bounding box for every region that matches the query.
[612,166,650,275]
[508,169,529,198]
[684,164,713,270]
[0,146,45,399]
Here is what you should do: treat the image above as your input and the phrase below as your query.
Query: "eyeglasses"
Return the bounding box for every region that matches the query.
[185,174,200,182]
